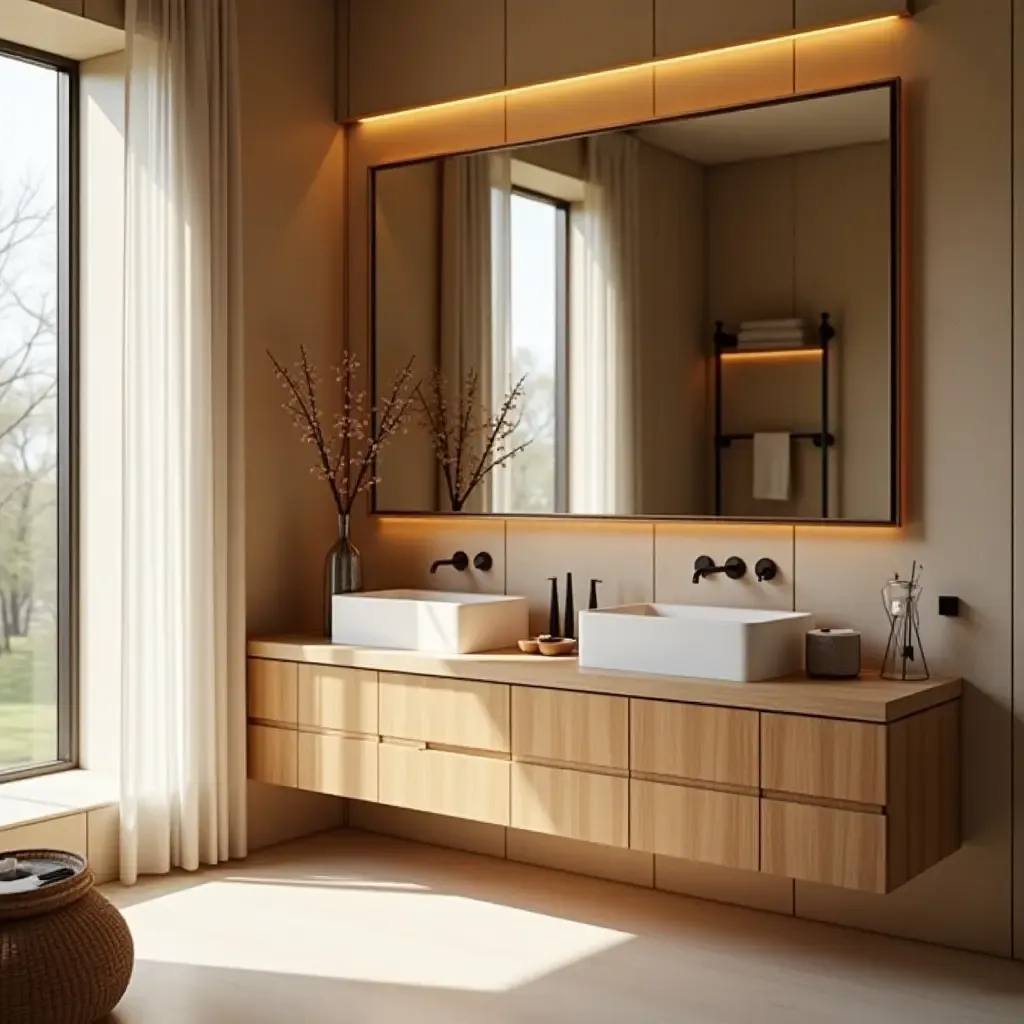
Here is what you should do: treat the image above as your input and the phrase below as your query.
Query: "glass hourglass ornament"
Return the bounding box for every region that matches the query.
[880,568,929,681]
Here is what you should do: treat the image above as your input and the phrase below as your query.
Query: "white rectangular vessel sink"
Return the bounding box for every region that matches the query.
[578,604,813,682]
[332,589,528,655]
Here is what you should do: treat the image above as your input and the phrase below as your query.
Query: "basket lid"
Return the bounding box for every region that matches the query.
[0,849,92,921]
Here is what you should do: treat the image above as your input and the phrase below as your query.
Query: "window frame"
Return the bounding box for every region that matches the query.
[510,185,570,515]
[0,38,79,782]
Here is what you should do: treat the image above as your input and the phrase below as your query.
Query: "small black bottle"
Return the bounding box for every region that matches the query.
[547,577,560,638]
[564,572,575,639]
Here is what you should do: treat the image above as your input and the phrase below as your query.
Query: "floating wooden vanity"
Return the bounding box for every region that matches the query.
[246,637,962,895]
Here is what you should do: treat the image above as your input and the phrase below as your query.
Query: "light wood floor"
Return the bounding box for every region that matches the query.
[103,829,1024,1023]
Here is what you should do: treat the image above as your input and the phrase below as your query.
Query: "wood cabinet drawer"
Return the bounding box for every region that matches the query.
[299,732,378,801]
[761,714,886,805]
[379,673,510,752]
[298,664,378,735]
[378,742,510,826]
[512,688,627,769]
[511,763,627,848]
[248,725,297,788]
[761,799,887,893]
[630,700,758,788]
[247,658,298,726]
[629,779,758,870]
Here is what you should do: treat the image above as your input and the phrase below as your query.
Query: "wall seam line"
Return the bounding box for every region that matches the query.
[1011,0,1018,961]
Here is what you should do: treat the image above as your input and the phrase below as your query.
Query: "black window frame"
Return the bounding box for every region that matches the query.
[0,38,79,782]
[510,185,570,515]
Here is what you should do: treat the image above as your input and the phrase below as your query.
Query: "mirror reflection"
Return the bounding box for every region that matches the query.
[372,83,897,521]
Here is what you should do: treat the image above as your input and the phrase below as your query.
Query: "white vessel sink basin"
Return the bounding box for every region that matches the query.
[577,604,813,682]
[332,589,528,655]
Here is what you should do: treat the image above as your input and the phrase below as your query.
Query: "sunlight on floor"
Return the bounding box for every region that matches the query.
[121,875,635,992]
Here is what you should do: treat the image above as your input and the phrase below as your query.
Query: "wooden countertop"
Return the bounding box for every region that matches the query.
[247,636,961,723]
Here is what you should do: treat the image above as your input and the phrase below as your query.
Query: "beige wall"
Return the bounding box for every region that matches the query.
[708,142,891,519]
[636,139,706,515]
[239,0,347,848]
[339,3,1021,959]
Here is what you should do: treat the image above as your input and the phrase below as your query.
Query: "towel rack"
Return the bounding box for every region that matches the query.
[712,312,837,517]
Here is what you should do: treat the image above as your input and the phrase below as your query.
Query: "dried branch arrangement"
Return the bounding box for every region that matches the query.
[416,368,532,512]
[269,346,416,518]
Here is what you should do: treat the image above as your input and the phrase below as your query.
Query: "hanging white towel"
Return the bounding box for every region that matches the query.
[740,318,804,331]
[753,432,791,501]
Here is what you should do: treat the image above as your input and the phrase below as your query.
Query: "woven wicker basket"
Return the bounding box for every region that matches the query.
[0,849,134,1024]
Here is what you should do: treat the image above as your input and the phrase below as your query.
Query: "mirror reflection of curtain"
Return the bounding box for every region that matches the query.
[439,152,511,513]
[569,133,642,515]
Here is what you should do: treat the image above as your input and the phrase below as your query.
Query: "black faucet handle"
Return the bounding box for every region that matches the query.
[755,557,778,582]
[473,551,493,572]
[724,556,747,580]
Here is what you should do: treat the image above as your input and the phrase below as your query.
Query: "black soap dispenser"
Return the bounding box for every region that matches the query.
[589,578,602,610]
[564,572,575,639]
[547,577,561,639]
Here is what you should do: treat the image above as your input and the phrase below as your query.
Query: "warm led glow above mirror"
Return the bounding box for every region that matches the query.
[356,16,904,125]
[371,82,902,524]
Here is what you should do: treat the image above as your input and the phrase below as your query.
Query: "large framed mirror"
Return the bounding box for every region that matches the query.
[371,81,901,523]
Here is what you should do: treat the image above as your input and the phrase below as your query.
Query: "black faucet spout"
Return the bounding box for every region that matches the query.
[692,555,747,583]
[430,550,469,574]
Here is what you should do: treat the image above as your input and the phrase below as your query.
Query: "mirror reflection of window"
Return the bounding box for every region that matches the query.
[506,190,567,514]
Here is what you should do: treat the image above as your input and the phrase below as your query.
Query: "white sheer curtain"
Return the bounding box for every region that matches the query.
[120,0,247,883]
[569,134,642,514]
[439,152,511,512]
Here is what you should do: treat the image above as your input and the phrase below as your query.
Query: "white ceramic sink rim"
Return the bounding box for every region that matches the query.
[332,589,528,655]
[591,603,809,624]
[577,602,813,683]
[336,588,523,606]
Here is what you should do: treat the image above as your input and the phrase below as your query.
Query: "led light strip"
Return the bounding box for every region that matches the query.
[356,15,903,125]
[720,349,824,362]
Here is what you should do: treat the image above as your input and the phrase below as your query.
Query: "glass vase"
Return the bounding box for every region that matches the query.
[324,513,362,637]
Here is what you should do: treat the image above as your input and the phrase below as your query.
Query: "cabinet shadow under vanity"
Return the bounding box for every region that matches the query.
[371,81,901,523]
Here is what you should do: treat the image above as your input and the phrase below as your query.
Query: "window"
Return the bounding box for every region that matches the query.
[0,42,76,779]
[508,188,568,513]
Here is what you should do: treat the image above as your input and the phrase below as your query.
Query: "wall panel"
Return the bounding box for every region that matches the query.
[506,0,654,88]
[348,0,505,118]
[654,0,792,58]
[796,0,911,31]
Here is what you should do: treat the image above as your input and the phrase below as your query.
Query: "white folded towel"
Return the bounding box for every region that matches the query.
[734,337,806,350]
[737,328,805,344]
[740,318,804,331]
[753,432,791,501]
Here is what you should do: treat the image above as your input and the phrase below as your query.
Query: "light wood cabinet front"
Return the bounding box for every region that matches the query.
[630,779,758,870]
[512,688,627,769]
[630,700,758,788]
[378,742,510,826]
[379,673,510,753]
[511,763,628,848]
[247,658,298,726]
[299,732,378,801]
[761,714,886,805]
[298,664,378,735]
[248,725,297,788]
[761,798,887,893]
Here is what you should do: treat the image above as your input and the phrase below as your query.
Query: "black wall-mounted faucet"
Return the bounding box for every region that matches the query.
[430,550,469,574]
[755,558,778,582]
[692,555,747,584]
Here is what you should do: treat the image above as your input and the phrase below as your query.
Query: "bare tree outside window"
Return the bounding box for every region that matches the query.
[0,48,68,774]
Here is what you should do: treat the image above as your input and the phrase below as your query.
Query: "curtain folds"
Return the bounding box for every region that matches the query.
[120,0,246,883]
[439,152,512,513]
[569,133,642,515]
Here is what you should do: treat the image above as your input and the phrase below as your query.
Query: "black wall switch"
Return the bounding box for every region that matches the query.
[938,595,960,617]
